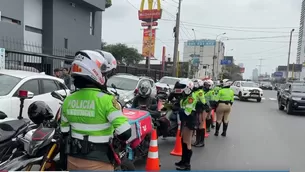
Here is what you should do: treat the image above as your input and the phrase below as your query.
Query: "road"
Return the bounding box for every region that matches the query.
[135,90,305,171]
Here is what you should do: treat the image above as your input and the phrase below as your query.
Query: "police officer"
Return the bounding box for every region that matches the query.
[191,79,208,148]
[203,80,216,132]
[60,50,132,171]
[174,80,196,170]
[214,79,234,137]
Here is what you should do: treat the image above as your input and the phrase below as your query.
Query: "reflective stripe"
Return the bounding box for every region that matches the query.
[61,126,70,133]
[150,140,158,147]
[97,92,105,98]
[186,104,193,108]
[148,151,158,159]
[61,115,68,122]
[71,122,111,131]
[107,110,123,122]
[115,122,131,134]
[72,132,112,143]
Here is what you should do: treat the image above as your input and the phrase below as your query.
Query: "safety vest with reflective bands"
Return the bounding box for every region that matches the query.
[215,88,234,102]
[194,89,206,104]
[180,92,198,116]
[60,88,130,143]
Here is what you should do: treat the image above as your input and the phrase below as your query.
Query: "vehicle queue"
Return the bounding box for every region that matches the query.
[0,49,235,171]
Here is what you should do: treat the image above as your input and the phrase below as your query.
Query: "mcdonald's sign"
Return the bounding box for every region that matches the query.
[138,0,162,22]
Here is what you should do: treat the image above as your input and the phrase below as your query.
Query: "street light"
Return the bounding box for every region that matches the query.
[213,32,226,80]
[188,28,197,78]
[286,29,295,82]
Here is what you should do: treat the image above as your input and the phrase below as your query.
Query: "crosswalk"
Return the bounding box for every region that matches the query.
[234,96,277,101]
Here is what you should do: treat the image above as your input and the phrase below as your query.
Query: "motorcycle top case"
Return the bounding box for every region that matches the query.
[123,108,153,148]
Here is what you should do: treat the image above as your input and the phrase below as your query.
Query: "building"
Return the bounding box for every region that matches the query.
[252,68,259,81]
[183,39,225,79]
[297,0,305,78]
[0,0,108,54]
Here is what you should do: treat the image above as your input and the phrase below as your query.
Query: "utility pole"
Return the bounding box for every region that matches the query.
[257,58,264,78]
[286,28,295,82]
[172,0,182,77]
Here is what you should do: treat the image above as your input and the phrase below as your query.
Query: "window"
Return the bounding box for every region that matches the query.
[16,80,39,96]
[64,38,68,49]
[106,76,138,91]
[55,81,68,90]
[0,74,21,96]
[200,45,204,52]
[236,82,240,87]
[0,15,21,25]
[42,80,59,94]
[89,12,95,35]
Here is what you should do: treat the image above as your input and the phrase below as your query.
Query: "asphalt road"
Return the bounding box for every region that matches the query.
[134,90,305,171]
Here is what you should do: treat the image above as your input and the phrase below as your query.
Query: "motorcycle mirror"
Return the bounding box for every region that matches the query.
[111,83,117,89]
[51,91,64,101]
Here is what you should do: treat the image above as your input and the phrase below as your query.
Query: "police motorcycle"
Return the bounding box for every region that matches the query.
[0,90,38,163]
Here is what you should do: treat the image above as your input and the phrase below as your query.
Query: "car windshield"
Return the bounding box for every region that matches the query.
[261,82,271,85]
[291,85,305,93]
[107,76,138,91]
[0,74,21,96]
[159,77,180,85]
[241,82,257,87]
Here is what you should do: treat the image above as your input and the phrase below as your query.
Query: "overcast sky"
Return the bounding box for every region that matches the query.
[102,0,302,79]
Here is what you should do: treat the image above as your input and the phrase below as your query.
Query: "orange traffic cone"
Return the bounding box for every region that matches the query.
[204,120,209,138]
[170,123,182,156]
[146,129,160,171]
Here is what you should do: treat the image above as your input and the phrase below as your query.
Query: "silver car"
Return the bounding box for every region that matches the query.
[107,74,157,105]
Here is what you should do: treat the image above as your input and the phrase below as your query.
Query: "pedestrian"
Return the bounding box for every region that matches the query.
[54,68,62,78]
[191,79,208,148]
[62,67,72,89]
[214,79,234,137]
[60,50,131,171]
[202,80,216,132]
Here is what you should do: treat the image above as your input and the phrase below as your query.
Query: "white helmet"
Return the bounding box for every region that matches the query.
[223,79,231,87]
[193,79,200,89]
[95,50,117,73]
[71,50,107,86]
[198,80,204,87]
[204,79,214,89]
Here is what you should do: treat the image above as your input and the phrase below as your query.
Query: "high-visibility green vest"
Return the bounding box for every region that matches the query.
[180,92,197,115]
[194,89,206,104]
[60,88,130,143]
[216,88,234,102]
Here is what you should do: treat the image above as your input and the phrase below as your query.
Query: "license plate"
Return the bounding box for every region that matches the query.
[252,95,259,97]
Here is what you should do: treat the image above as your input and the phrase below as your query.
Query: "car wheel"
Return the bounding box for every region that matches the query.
[238,92,244,101]
[257,98,262,102]
[286,101,294,114]
[278,100,284,110]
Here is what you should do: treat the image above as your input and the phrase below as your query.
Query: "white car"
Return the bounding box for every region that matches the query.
[230,81,263,102]
[107,74,157,105]
[0,70,70,119]
[155,76,181,94]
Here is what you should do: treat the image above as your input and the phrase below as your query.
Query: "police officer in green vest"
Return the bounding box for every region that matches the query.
[191,79,208,148]
[60,50,131,171]
[175,80,209,170]
[214,79,234,137]
[203,79,216,132]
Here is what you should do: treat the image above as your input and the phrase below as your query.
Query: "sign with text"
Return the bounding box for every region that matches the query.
[187,39,216,46]
[274,71,283,77]
[142,28,156,57]
[0,48,5,70]
[141,22,158,27]
[277,64,302,72]
[220,59,232,65]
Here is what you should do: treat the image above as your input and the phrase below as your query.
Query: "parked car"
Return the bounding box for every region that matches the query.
[0,70,70,119]
[278,82,305,114]
[277,84,286,100]
[259,81,273,90]
[230,81,263,102]
[107,74,157,105]
[155,76,181,95]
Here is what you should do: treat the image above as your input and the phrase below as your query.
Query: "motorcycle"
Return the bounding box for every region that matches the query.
[157,101,179,138]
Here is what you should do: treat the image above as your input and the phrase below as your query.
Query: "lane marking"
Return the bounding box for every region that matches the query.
[269,98,277,101]
[261,97,265,100]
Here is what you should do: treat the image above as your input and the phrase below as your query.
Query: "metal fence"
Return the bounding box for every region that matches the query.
[0,37,171,79]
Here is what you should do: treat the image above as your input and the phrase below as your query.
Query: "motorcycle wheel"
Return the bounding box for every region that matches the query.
[114,159,136,171]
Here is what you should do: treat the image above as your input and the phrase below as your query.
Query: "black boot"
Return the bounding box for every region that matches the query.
[191,129,200,146]
[214,122,221,136]
[175,142,187,167]
[221,123,229,137]
[206,119,211,132]
[176,148,192,171]
[197,129,205,147]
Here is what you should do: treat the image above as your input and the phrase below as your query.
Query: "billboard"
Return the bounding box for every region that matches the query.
[277,64,302,72]
[142,28,156,57]
[138,0,162,22]
[186,39,216,46]
[141,22,158,27]
[224,56,233,61]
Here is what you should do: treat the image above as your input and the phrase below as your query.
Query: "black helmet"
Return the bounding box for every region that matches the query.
[28,101,54,124]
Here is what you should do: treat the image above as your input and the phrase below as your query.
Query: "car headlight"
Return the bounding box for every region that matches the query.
[291,97,302,101]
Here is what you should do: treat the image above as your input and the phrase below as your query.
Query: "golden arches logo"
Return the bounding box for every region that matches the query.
[138,0,162,22]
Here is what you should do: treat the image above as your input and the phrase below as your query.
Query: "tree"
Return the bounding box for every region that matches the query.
[218,64,243,81]
[102,43,143,65]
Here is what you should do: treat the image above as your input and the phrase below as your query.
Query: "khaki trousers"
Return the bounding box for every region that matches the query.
[199,112,207,129]
[67,156,114,171]
[216,103,231,123]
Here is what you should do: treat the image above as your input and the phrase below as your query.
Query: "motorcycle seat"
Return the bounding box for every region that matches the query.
[0,119,29,143]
